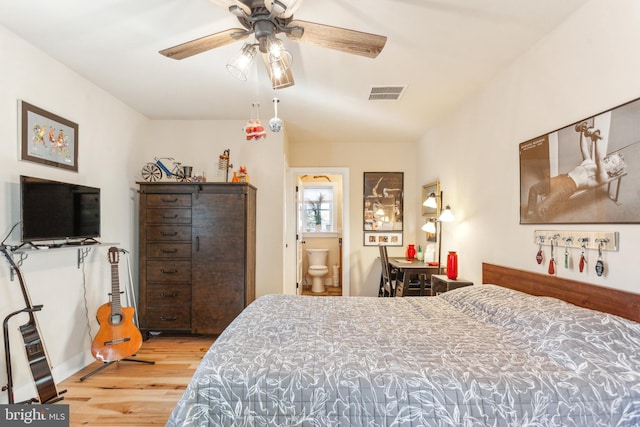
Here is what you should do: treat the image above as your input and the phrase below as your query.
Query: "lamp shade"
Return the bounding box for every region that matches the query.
[439,205,455,222]
[422,220,436,233]
[423,192,437,208]
[226,43,257,81]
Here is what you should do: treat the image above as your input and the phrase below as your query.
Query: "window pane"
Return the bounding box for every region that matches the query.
[303,186,334,231]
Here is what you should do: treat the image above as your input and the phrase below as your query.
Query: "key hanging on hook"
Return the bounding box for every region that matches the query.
[595,241,605,277]
[548,238,555,275]
[579,239,587,273]
[564,238,571,269]
[536,239,544,265]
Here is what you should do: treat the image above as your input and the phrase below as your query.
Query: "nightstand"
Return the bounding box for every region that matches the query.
[431,275,473,295]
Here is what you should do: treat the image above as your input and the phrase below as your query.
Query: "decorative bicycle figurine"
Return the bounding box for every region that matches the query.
[141,157,190,182]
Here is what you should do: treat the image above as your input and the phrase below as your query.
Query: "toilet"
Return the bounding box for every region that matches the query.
[307,249,329,293]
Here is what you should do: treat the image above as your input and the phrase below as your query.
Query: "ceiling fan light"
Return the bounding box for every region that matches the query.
[270,68,294,90]
[226,43,256,81]
[267,37,289,60]
[269,49,292,78]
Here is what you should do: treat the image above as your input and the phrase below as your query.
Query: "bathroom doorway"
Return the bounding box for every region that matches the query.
[284,167,350,296]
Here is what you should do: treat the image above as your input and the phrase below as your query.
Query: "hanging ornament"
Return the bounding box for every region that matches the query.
[595,240,605,277]
[245,103,267,140]
[269,97,283,132]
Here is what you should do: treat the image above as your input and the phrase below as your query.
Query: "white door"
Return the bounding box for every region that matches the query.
[285,167,350,296]
[296,179,304,294]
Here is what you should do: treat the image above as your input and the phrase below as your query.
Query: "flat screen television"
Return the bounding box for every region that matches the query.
[20,175,101,243]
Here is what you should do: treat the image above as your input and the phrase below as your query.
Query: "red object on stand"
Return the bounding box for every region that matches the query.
[407,244,416,259]
[446,251,458,279]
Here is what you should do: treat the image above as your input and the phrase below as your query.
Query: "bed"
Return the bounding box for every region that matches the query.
[167,264,640,426]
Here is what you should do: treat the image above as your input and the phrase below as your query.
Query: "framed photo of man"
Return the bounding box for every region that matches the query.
[520,97,639,224]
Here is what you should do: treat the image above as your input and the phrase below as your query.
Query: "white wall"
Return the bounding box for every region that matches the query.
[0,25,148,402]
[417,0,640,294]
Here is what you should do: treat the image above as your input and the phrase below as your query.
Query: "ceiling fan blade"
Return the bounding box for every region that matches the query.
[208,0,251,15]
[261,53,295,90]
[160,28,249,60]
[286,20,386,58]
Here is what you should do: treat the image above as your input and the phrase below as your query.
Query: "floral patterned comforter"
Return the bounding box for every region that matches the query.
[166,285,640,426]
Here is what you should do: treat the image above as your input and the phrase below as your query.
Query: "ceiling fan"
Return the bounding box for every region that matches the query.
[159,0,387,89]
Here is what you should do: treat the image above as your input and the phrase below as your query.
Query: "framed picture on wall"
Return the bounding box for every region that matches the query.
[363,172,403,246]
[364,231,403,247]
[520,96,639,224]
[20,100,79,172]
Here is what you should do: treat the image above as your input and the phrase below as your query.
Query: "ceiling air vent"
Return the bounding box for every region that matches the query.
[368,85,407,101]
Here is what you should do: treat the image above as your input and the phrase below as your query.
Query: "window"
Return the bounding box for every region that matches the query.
[302,184,336,232]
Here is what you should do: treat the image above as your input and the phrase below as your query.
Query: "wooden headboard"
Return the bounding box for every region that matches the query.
[482,263,640,323]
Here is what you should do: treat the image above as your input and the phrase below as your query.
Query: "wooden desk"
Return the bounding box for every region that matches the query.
[387,257,442,296]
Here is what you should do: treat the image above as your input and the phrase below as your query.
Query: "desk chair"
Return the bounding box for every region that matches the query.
[378,245,396,297]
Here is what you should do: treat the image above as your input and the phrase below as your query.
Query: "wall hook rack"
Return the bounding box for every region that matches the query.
[534,231,618,252]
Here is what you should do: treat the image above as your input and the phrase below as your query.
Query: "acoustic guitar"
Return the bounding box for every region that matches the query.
[1,246,62,404]
[91,247,142,362]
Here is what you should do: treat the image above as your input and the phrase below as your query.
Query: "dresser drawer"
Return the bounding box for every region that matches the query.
[146,243,192,258]
[146,284,191,306]
[146,225,191,241]
[144,306,191,329]
[146,193,191,208]
[147,260,191,282]
[146,208,191,224]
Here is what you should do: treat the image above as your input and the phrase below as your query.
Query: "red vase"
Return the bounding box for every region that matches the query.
[407,244,416,260]
[446,251,458,280]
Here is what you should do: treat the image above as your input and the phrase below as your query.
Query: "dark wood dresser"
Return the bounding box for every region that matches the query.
[138,182,256,336]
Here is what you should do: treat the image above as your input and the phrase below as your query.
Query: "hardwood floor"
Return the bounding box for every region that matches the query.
[58,335,216,426]
[301,285,342,296]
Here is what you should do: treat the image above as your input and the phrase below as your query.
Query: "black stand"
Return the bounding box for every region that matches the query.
[3,306,40,404]
[79,356,155,382]
[3,306,65,404]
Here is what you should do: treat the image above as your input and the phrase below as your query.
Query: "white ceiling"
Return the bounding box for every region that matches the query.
[0,0,589,145]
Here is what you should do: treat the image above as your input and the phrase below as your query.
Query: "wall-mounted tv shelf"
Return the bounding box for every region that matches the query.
[7,242,118,280]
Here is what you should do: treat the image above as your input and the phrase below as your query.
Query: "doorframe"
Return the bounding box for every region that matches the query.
[284,167,350,296]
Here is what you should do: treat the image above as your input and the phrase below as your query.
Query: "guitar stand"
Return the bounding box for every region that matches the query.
[3,306,66,404]
[79,356,155,382]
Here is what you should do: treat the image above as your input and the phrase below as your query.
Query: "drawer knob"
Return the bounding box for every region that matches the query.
[161,268,178,274]
[161,231,178,237]
[161,248,178,254]
[160,291,178,298]
[160,316,177,321]
[163,214,179,219]
[161,197,178,203]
